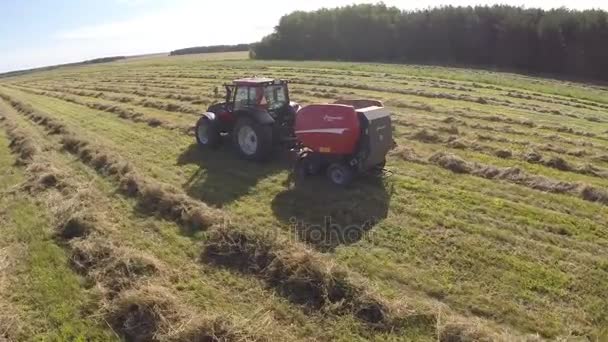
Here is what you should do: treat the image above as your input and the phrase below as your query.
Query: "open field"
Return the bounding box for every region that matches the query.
[1,51,608,341]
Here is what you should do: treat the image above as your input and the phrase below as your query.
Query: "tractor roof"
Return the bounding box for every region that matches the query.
[233,77,286,86]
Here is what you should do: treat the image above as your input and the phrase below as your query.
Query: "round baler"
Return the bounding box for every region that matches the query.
[292,100,393,185]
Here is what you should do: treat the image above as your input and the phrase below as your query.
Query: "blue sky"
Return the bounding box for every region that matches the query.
[1,0,607,73]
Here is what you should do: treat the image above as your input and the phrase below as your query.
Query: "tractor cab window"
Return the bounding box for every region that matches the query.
[234,86,251,110]
[263,85,288,110]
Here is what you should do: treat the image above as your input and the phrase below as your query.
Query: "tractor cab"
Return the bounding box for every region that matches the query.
[196,78,299,161]
[224,78,290,114]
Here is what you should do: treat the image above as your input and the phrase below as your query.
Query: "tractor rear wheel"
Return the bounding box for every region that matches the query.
[195,117,221,148]
[233,117,272,161]
[327,163,355,186]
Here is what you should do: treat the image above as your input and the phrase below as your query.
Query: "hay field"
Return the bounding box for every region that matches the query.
[0,51,607,341]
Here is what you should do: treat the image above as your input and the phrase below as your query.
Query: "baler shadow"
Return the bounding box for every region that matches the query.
[272,176,393,252]
[177,143,286,207]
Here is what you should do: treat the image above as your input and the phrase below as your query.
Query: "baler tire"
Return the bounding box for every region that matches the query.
[299,153,322,176]
[327,163,354,186]
[233,117,272,161]
[195,116,221,148]
[371,159,386,175]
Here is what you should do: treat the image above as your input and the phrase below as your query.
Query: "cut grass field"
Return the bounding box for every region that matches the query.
[1,51,608,341]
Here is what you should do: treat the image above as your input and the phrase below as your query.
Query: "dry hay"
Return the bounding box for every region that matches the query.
[578,164,608,178]
[428,152,582,195]
[385,98,435,112]
[122,174,220,231]
[107,285,245,342]
[70,238,161,295]
[4,123,38,165]
[494,149,512,159]
[438,125,460,135]
[58,133,220,231]
[0,247,24,341]
[595,154,608,163]
[202,226,420,329]
[106,285,183,342]
[412,129,442,143]
[389,145,424,163]
[580,186,608,204]
[21,162,66,193]
[429,152,471,174]
[1,94,220,232]
[47,185,101,240]
[543,156,572,171]
[17,88,183,132]
[447,138,469,149]
[523,150,543,163]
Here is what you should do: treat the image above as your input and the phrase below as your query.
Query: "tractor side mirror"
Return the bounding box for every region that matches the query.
[225,86,233,104]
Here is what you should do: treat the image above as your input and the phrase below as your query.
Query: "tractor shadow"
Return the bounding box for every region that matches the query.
[177,142,286,207]
[272,176,393,252]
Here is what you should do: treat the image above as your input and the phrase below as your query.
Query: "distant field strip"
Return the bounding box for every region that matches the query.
[1,53,608,340]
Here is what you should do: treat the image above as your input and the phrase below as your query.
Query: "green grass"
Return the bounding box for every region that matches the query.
[1,52,608,340]
[0,129,115,341]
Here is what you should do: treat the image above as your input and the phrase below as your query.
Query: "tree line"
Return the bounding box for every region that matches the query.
[170,44,251,56]
[252,4,608,81]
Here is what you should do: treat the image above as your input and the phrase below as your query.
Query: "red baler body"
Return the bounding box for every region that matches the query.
[294,104,361,155]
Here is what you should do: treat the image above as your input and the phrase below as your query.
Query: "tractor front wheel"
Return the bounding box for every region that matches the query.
[233,117,272,161]
[195,117,221,148]
[327,163,355,186]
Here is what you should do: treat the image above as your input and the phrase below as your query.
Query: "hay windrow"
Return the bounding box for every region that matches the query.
[0,94,258,341]
[389,145,425,163]
[580,186,608,204]
[15,87,191,133]
[426,151,608,204]
[107,285,250,342]
[202,226,430,330]
[57,133,221,231]
[412,129,442,143]
[2,121,38,165]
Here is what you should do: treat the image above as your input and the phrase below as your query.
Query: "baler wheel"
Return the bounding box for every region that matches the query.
[327,163,354,186]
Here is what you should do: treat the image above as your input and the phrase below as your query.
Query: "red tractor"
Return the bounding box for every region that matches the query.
[195,78,393,185]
